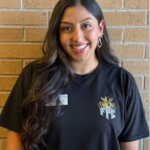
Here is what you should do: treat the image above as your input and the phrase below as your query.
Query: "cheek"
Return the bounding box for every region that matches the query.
[59,34,70,46]
[87,29,99,42]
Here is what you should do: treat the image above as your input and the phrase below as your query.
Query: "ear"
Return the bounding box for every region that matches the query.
[98,20,105,38]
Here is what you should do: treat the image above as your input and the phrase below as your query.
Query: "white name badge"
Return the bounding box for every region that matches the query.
[46,94,68,106]
[59,94,68,105]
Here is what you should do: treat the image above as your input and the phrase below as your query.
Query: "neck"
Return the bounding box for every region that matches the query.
[70,58,99,75]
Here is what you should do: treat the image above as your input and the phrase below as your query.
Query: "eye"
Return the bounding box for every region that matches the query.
[62,27,71,31]
[84,24,91,28]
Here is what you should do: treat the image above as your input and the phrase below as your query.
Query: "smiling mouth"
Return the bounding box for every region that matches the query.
[71,44,89,50]
[71,43,89,53]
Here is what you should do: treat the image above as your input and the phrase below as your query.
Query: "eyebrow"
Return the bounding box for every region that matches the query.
[60,18,93,25]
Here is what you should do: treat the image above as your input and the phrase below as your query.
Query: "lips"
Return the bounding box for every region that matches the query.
[71,44,88,50]
[71,44,89,53]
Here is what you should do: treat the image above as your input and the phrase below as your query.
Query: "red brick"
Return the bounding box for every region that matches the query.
[124,28,149,42]
[103,11,145,26]
[145,108,150,121]
[24,27,47,42]
[140,93,149,106]
[0,127,7,138]
[0,28,22,42]
[0,0,20,8]
[96,0,122,8]
[0,92,9,107]
[112,44,144,58]
[145,76,149,90]
[144,137,150,150]
[134,76,143,90]
[23,0,59,8]
[0,140,7,150]
[0,44,43,58]
[0,11,47,25]
[125,0,149,9]
[0,60,22,75]
[107,28,122,42]
[23,60,37,68]
[0,77,18,91]
[122,61,149,74]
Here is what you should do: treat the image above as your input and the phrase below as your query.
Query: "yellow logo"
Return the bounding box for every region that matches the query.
[97,96,116,119]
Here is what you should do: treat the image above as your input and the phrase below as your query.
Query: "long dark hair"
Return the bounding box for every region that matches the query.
[21,0,119,149]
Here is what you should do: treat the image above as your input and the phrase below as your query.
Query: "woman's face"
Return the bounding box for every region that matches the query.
[59,5,104,64]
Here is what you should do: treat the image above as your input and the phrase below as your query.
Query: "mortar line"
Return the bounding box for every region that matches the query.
[111,42,150,44]
[120,58,149,61]
[119,62,121,67]
[0,75,19,77]
[119,60,122,67]
[139,89,150,93]
[47,10,49,26]
[0,58,39,61]
[0,43,42,45]
[145,11,148,26]
[0,8,53,11]
[0,91,11,93]
[141,139,144,150]
[0,24,47,28]
[0,139,7,141]
[111,43,145,46]
[107,26,150,28]
[102,9,148,11]
[21,27,24,42]
[132,74,149,76]
[133,75,147,77]
[144,105,150,109]
[0,8,22,10]
[21,0,23,9]
[0,41,43,44]
[0,91,11,92]
[142,76,145,90]
[0,8,149,11]
[122,27,125,43]
[143,44,146,58]
[22,59,25,68]
[122,0,125,9]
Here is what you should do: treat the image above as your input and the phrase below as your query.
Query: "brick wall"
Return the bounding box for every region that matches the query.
[0,0,149,149]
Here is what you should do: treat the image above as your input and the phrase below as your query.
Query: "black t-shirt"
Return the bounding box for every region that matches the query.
[0,60,149,150]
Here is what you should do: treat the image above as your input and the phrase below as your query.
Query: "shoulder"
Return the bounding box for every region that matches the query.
[22,59,39,75]
[21,59,40,97]
[101,63,136,88]
[102,63,134,79]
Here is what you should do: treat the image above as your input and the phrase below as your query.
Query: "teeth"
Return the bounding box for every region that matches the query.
[72,44,87,50]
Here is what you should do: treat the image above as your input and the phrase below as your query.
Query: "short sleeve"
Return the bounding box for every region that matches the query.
[118,79,149,142]
[0,62,34,133]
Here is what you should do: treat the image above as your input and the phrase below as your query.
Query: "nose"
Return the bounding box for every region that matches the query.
[72,27,83,42]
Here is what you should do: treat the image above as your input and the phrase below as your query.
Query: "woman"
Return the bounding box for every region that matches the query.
[0,0,149,150]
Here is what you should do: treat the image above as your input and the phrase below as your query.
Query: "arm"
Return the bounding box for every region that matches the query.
[6,130,25,150]
[119,140,139,150]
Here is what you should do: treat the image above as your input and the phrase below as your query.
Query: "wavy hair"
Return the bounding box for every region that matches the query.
[21,0,119,149]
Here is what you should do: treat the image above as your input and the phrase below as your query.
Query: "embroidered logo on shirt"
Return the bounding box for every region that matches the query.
[97,96,116,119]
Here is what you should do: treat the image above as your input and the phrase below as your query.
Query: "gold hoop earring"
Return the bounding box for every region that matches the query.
[98,37,102,48]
